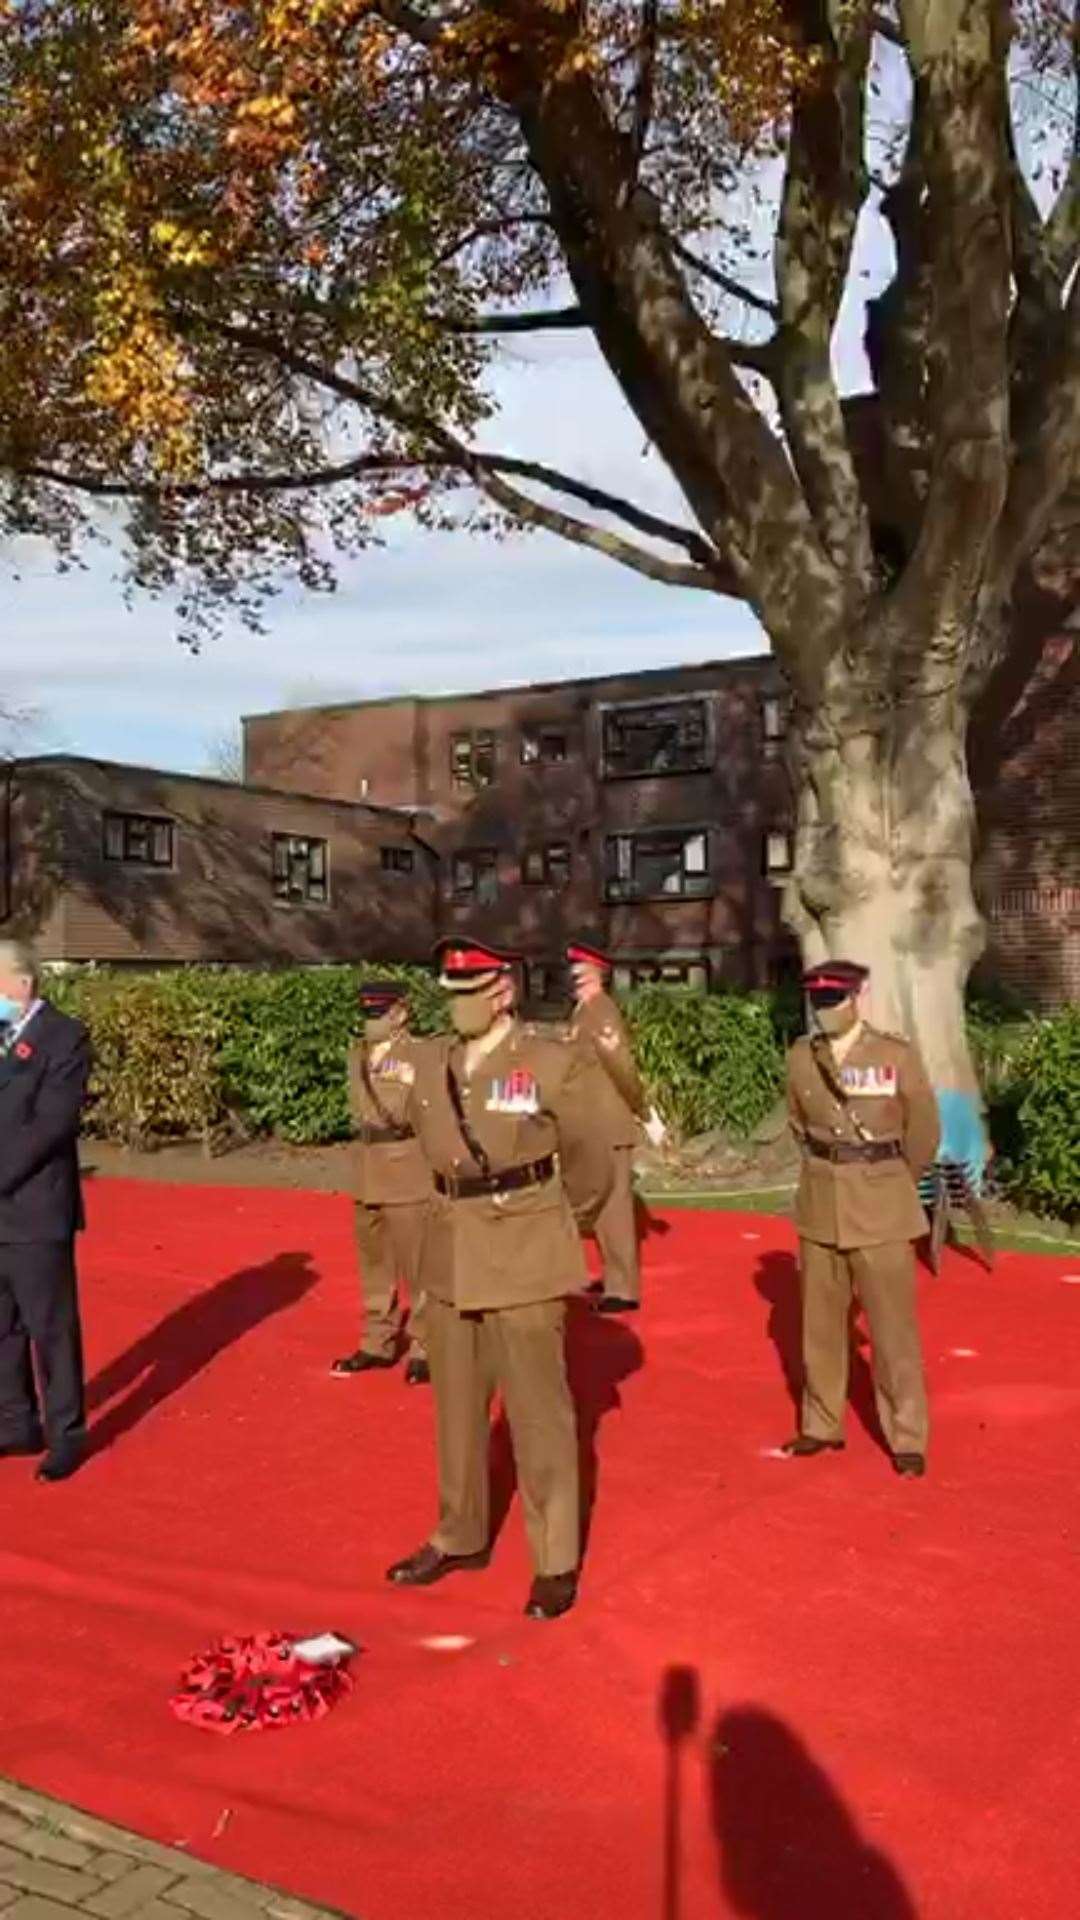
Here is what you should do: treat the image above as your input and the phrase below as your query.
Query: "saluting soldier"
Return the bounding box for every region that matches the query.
[783,960,940,1477]
[386,937,611,1621]
[566,940,647,1314]
[331,981,432,1387]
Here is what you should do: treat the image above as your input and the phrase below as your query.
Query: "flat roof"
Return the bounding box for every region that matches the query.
[11,754,427,823]
[241,647,776,724]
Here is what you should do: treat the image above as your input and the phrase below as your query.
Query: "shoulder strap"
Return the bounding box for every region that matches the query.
[358,1048,409,1138]
[809,1035,874,1143]
[445,1062,492,1179]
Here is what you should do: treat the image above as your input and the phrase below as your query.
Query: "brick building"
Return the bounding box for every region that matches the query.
[3,636,1075,1005]
[243,655,799,997]
[0,756,434,966]
[245,645,1080,1009]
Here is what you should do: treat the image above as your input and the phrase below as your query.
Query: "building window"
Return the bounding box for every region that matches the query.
[272,833,329,905]
[604,828,713,902]
[450,730,496,790]
[380,845,415,874]
[521,727,568,766]
[762,695,788,743]
[451,848,498,905]
[521,841,571,888]
[600,698,710,780]
[764,829,793,876]
[103,813,175,868]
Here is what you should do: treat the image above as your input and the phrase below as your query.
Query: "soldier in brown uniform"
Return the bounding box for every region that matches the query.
[566,941,647,1314]
[386,938,611,1620]
[331,982,431,1387]
[783,960,940,1477]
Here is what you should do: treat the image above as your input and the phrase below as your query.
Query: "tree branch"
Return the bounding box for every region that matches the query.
[864,77,935,541]
[470,464,721,590]
[890,0,1013,646]
[371,1,449,48]
[773,0,876,588]
[669,236,778,318]
[434,303,589,334]
[69,312,731,578]
[630,0,660,171]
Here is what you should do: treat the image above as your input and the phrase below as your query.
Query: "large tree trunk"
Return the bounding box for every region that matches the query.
[782,648,984,1095]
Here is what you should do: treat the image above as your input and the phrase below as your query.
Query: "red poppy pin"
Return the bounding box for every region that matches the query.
[14,1042,32,1061]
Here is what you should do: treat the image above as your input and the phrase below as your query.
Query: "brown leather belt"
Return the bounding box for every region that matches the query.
[361,1124,415,1145]
[806,1137,903,1165]
[435,1154,556,1200]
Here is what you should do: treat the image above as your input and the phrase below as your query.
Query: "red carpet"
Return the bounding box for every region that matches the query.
[2,1180,1080,1920]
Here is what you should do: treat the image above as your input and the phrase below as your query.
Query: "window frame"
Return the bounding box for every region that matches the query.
[271,832,331,907]
[763,828,794,877]
[380,844,415,874]
[450,846,499,905]
[597,693,712,781]
[102,811,176,870]
[449,727,497,791]
[520,726,569,767]
[520,840,572,888]
[603,825,716,903]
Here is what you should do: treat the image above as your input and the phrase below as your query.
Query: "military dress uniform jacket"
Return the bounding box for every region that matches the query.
[568,992,645,1150]
[787,1026,940,1249]
[406,1024,611,1313]
[347,1036,433,1208]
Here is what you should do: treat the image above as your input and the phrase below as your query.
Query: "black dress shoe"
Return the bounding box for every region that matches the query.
[781,1435,845,1457]
[404,1357,430,1387]
[36,1449,84,1483]
[330,1349,396,1376]
[524,1572,578,1621]
[386,1543,490,1587]
[594,1296,640,1315]
[585,1280,604,1296]
[892,1452,926,1478]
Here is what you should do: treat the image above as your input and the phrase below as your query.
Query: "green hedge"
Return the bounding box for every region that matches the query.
[45,967,1080,1219]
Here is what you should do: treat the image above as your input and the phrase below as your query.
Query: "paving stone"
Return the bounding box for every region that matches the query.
[0,1816,97,1870]
[85,1869,180,1919]
[3,1898,88,1920]
[164,1879,270,1920]
[0,1854,104,1904]
[90,1858,148,1887]
[53,1826,214,1880]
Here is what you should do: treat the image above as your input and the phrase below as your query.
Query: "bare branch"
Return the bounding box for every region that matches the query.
[1045,4,1080,282]
[773,0,876,587]
[630,0,660,170]
[987,269,1080,596]
[669,236,778,318]
[891,0,1012,644]
[434,303,588,334]
[471,465,721,590]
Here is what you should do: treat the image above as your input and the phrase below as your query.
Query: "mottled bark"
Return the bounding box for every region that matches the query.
[784,640,984,1091]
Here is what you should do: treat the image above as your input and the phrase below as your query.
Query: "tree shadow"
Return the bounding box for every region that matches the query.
[708,1702,918,1918]
[752,1251,888,1457]
[485,1299,645,1565]
[85,1251,319,1457]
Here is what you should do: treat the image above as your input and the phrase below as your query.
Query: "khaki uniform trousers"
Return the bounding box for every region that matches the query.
[354,1201,427,1362]
[595,1146,641,1303]
[800,1239,928,1456]
[426,1294,579,1578]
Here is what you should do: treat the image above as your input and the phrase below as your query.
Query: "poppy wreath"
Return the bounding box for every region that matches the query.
[169,1633,353,1734]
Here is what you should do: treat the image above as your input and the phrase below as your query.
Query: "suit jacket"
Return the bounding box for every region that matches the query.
[787,1025,939,1249]
[346,1034,433,1208]
[406,1022,611,1312]
[568,991,645,1150]
[0,1001,91,1244]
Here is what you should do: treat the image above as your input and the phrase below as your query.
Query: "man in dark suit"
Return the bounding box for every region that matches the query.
[0,942,91,1482]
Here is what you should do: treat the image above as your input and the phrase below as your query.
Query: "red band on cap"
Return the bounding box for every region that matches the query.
[442,947,508,973]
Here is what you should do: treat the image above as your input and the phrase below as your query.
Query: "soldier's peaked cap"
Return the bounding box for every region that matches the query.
[358,979,408,1010]
[434,936,519,991]
[802,959,869,1003]
[566,939,612,970]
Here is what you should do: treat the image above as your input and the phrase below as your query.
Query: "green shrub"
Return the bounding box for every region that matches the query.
[70,972,226,1147]
[1004,1008,1080,1221]
[623,985,785,1140]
